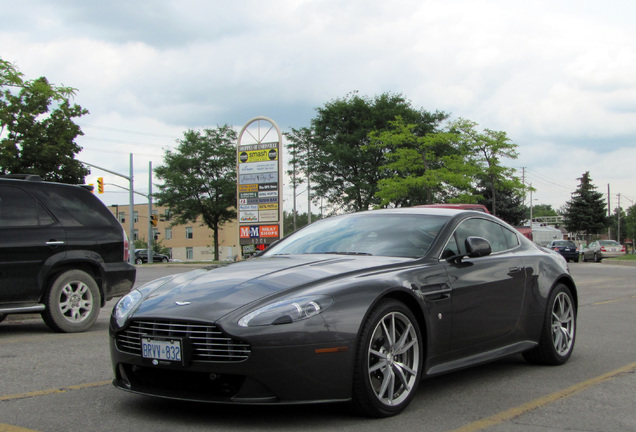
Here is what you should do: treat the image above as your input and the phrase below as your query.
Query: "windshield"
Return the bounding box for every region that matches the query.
[264,213,450,258]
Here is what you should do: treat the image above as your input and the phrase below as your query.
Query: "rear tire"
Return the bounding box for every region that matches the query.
[352,299,423,417]
[523,284,576,365]
[41,270,100,333]
[0,313,7,323]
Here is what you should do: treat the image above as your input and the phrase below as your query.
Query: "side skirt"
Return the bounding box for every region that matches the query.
[425,341,537,376]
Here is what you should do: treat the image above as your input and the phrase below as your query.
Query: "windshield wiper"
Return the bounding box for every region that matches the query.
[323,251,373,256]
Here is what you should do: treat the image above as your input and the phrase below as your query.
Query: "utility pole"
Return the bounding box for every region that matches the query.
[617,193,621,243]
[148,161,153,262]
[79,153,135,264]
[608,184,611,239]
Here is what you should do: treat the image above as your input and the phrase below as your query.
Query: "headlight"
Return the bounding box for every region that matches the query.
[113,275,175,326]
[238,295,334,327]
[114,290,142,325]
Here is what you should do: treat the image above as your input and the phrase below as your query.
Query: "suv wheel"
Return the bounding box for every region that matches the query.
[135,258,143,265]
[41,270,100,333]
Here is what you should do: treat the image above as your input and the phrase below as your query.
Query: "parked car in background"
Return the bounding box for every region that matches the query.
[110,208,577,418]
[582,240,626,262]
[0,174,136,332]
[547,240,579,262]
[134,249,169,264]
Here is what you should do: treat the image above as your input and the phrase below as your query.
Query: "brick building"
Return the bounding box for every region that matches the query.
[109,204,239,262]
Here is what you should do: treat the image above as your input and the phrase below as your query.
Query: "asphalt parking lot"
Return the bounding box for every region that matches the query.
[1,262,635,432]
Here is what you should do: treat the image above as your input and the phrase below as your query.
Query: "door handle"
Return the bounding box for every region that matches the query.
[46,241,65,246]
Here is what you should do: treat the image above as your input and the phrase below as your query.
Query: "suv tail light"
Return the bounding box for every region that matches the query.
[123,231,130,262]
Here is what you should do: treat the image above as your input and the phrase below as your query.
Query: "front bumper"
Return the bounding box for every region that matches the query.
[109,327,355,404]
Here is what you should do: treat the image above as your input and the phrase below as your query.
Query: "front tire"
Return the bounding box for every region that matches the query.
[41,270,100,333]
[135,258,143,265]
[352,299,423,417]
[523,284,576,365]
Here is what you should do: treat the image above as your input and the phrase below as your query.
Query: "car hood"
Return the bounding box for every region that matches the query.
[131,254,413,322]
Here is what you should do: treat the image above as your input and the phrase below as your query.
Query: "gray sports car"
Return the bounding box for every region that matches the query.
[109,208,577,417]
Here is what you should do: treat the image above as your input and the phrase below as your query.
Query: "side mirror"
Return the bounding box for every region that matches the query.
[465,236,492,258]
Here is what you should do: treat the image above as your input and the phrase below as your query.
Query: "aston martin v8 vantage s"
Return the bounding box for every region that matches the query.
[110,208,577,418]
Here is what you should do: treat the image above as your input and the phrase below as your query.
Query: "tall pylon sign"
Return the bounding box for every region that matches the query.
[237,117,283,258]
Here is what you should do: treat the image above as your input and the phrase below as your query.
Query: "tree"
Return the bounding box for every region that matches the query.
[305,92,448,212]
[0,57,89,183]
[154,126,237,261]
[625,204,636,253]
[530,204,558,218]
[563,172,607,242]
[609,206,627,243]
[367,116,479,207]
[476,180,527,225]
[282,210,322,235]
[451,119,523,217]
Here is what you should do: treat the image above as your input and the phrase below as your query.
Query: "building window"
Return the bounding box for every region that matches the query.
[165,228,172,240]
[119,212,125,223]
[186,227,193,239]
[133,211,139,223]
[164,210,172,222]
[186,247,193,260]
[133,229,138,240]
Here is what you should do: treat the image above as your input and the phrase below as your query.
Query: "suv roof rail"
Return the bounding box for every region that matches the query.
[80,184,95,192]
[0,174,43,181]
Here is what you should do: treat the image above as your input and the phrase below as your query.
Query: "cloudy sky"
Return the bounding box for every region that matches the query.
[2,0,635,214]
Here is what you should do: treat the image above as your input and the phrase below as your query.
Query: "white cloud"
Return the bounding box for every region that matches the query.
[2,0,636,212]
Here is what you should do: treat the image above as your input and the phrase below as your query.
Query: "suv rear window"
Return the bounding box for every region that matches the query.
[33,186,115,227]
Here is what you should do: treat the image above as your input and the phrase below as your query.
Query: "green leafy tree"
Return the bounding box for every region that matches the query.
[530,204,558,218]
[476,180,526,225]
[452,119,523,217]
[608,206,627,243]
[625,204,636,253]
[367,116,478,207]
[154,126,237,261]
[283,210,322,235]
[0,58,89,183]
[306,92,448,212]
[563,172,607,242]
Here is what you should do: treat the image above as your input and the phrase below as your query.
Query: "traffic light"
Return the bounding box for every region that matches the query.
[150,214,158,227]
[97,177,104,194]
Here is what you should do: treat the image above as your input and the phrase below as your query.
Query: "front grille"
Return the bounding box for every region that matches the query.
[116,320,251,362]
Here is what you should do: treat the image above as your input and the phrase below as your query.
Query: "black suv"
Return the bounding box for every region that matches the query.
[134,249,169,264]
[0,175,136,332]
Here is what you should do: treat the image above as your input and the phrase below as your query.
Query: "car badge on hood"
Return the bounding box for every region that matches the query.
[175,301,191,306]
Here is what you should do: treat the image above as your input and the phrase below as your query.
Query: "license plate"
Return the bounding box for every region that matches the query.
[142,337,182,362]
[564,248,571,251]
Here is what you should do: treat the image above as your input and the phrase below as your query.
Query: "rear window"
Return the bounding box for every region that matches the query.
[599,240,620,246]
[33,185,115,227]
[553,241,576,247]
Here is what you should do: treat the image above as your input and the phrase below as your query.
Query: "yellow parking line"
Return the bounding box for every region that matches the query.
[447,361,636,432]
[0,380,111,402]
[0,424,39,432]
